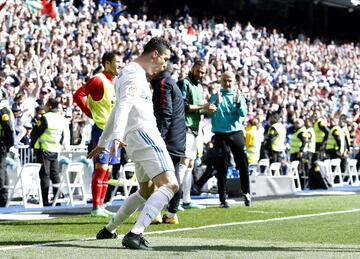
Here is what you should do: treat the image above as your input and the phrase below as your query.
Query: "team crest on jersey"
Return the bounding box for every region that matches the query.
[126,86,137,97]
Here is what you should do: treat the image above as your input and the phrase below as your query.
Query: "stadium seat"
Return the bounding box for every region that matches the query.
[6,163,43,208]
[52,162,87,207]
[344,159,359,186]
[289,160,302,192]
[269,162,281,176]
[329,159,344,187]
[257,159,270,175]
[109,162,138,202]
[248,163,258,176]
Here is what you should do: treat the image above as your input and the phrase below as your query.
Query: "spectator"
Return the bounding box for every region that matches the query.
[209,71,251,208]
[0,84,15,207]
[30,98,69,206]
[150,67,186,225]
[177,59,216,209]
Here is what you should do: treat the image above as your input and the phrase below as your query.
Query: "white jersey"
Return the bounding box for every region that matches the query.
[98,62,158,147]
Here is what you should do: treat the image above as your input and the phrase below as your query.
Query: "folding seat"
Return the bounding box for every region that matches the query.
[109,162,138,202]
[52,162,87,207]
[289,160,302,191]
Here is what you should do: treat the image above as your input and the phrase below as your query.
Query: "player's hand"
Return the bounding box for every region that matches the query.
[216,89,222,105]
[109,139,128,161]
[236,88,242,103]
[208,103,217,113]
[87,145,109,159]
[203,103,217,113]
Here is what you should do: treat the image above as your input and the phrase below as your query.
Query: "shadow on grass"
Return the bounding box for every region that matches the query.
[22,242,360,253]
[0,240,77,246]
[154,245,360,253]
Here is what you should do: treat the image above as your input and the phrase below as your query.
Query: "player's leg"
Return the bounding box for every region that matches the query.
[181,132,204,209]
[122,129,178,250]
[97,179,152,240]
[163,155,181,224]
[229,131,251,206]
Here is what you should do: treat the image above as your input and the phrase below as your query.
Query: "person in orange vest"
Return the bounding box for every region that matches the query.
[73,51,122,217]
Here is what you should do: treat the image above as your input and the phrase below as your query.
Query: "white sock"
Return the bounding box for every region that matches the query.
[106,191,146,233]
[182,168,193,204]
[131,186,174,235]
[177,163,188,185]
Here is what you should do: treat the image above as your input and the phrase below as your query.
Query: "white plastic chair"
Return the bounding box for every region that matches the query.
[329,158,344,187]
[109,162,138,202]
[269,162,281,176]
[289,160,302,192]
[52,162,87,207]
[8,163,43,208]
[345,159,359,186]
[257,159,270,175]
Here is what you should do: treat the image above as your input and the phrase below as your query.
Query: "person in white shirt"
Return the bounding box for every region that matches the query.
[88,37,178,251]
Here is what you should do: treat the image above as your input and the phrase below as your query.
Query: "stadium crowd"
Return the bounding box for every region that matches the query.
[1,0,360,206]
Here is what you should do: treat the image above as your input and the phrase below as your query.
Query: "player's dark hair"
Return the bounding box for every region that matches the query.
[143,37,171,55]
[101,51,121,67]
[193,57,205,68]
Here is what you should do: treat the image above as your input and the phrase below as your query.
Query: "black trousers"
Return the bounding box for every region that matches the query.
[270,151,284,164]
[213,131,249,203]
[0,146,8,207]
[168,155,181,214]
[314,142,327,161]
[36,150,60,205]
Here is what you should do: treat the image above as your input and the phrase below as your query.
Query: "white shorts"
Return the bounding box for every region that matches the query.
[184,130,197,160]
[124,128,175,183]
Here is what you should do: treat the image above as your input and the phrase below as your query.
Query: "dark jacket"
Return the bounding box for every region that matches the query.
[0,103,15,150]
[151,70,186,157]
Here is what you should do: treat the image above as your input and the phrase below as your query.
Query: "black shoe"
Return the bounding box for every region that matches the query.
[219,201,230,208]
[122,231,152,250]
[244,193,251,207]
[96,227,118,239]
[43,202,51,207]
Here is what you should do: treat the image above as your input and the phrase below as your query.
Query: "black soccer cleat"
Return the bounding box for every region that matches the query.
[122,231,153,250]
[96,227,118,239]
[244,193,252,207]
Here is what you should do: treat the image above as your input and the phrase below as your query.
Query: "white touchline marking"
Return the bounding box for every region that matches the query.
[144,208,360,235]
[1,208,360,251]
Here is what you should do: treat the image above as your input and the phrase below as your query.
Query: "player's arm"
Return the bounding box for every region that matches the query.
[332,129,342,154]
[88,74,139,159]
[235,93,248,117]
[319,121,330,141]
[30,115,47,148]
[267,127,278,151]
[156,77,174,138]
[298,131,307,153]
[73,77,104,119]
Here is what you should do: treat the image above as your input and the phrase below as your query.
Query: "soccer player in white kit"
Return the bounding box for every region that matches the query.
[88,37,179,250]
